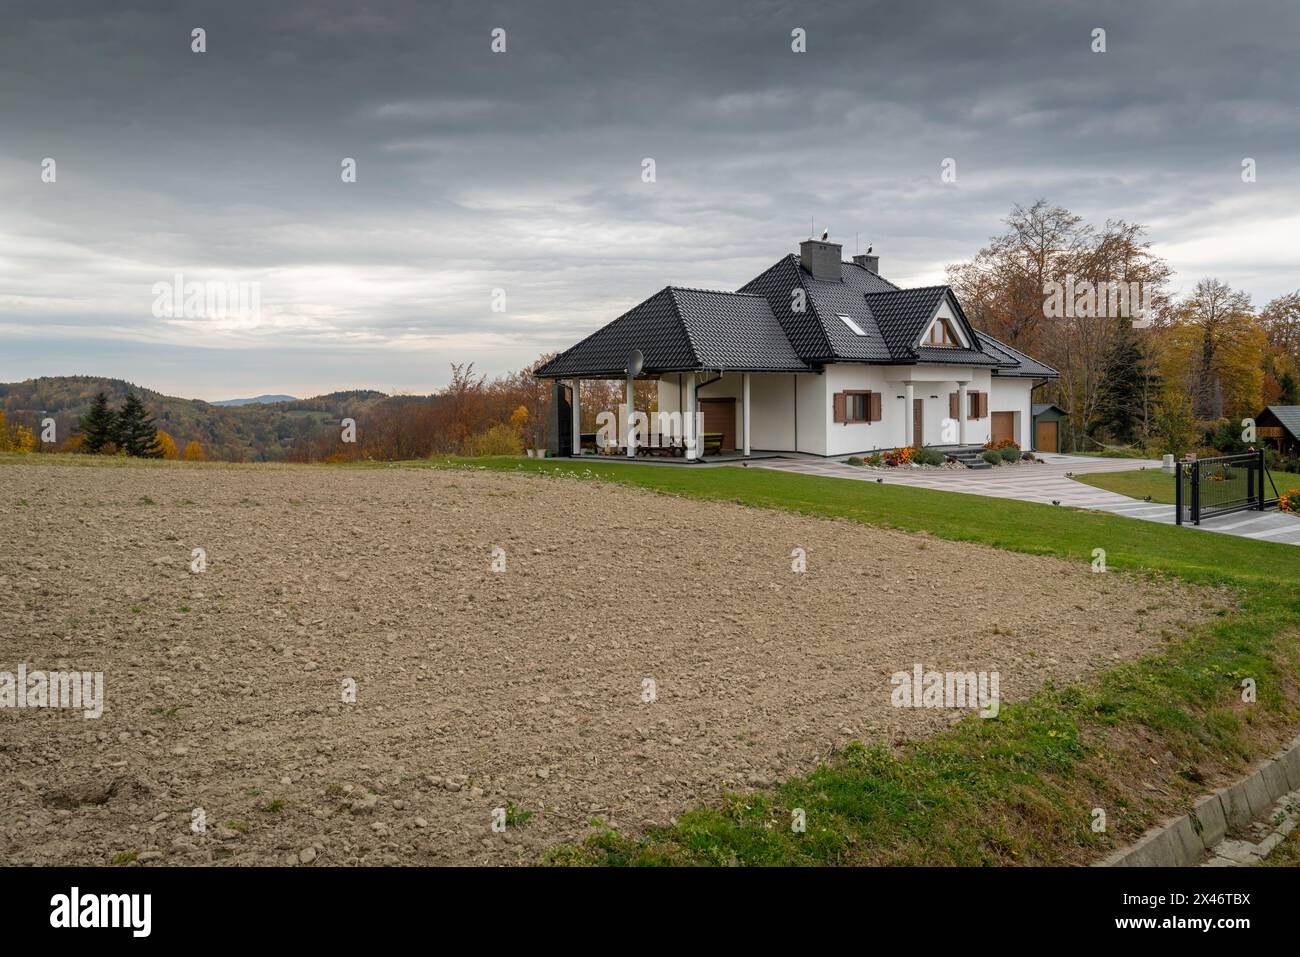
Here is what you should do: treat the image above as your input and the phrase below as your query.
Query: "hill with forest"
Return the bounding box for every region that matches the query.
[0,377,388,461]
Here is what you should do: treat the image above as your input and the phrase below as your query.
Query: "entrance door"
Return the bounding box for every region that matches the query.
[912,398,924,446]
[700,397,736,451]
[992,411,1015,444]
[1035,419,1057,452]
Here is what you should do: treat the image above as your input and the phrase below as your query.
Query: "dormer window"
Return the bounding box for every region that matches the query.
[924,317,959,347]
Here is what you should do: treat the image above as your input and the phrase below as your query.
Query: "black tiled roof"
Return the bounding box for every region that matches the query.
[737,255,833,359]
[975,331,1060,378]
[535,252,1059,380]
[534,286,805,378]
[670,288,806,372]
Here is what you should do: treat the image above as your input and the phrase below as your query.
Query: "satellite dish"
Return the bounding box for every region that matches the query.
[626,349,644,376]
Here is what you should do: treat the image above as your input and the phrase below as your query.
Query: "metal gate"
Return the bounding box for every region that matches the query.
[1176,449,1280,525]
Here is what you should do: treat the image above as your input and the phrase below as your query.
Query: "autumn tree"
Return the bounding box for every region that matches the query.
[1260,291,1300,404]
[183,440,207,461]
[155,430,179,460]
[1157,279,1265,421]
[948,201,1172,449]
[0,411,36,454]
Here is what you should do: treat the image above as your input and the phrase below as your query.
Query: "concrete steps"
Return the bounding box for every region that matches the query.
[941,445,994,470]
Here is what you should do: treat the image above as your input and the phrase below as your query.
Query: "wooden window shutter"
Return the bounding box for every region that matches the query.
[979,392,988,419]
[968,391,978,419]
[833,392,847,424]
[869,392,882,422]
[949,392,958,419]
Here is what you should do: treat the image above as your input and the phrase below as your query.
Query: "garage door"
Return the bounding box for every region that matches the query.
[1035,420,1058,452]
[991,411,1015,444]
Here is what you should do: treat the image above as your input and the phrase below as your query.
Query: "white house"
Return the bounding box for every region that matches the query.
[537,237,1057,461]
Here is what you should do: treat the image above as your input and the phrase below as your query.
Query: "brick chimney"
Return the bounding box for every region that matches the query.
[852,252,880,274]
[799,238,843,281]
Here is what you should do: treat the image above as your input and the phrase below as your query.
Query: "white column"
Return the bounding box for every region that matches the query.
[625,374,636,457]
[904,382,915,446]
[570,379,581,456]
[958,383,968,445]
[742,373,751,457]
[684,374,697,460]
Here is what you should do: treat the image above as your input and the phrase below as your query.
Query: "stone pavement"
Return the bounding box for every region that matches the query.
[751,452,1300,546]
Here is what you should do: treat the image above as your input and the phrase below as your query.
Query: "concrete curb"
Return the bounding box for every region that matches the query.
[1098,733,1300,867]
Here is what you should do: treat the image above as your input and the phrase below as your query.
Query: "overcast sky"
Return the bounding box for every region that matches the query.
[2,0,1298,400]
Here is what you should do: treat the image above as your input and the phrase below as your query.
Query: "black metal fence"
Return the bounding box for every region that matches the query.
[1176,449,1280,525]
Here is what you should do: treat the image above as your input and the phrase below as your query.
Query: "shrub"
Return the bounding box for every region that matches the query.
[883,446,914,466]
[981,450,1001,465]
[1206,419,1250,456]
[866,453,883,467]
[1279,490,1300,513]
[846,456,864,466]
[999,444,1021,463]
[983,438,1019,451]
[913,447,944,466]
[462,423,523,457]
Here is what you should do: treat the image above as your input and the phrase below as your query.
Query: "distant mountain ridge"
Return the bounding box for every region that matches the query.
[0,376,388,461]
[212,394,299,407]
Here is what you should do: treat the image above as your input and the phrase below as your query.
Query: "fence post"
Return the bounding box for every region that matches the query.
[1175,460,1183,525]
[1192,460,1201,526]
[1258,448,1265,510]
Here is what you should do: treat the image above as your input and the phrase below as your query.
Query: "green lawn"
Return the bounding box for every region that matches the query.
[408,457,1300,866]
[1074,466,1300,505]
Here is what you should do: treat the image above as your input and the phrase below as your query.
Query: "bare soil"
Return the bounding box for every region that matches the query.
[0,459,1228,865]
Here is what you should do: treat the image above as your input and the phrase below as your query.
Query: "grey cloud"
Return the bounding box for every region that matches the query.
[1,0,1297,398]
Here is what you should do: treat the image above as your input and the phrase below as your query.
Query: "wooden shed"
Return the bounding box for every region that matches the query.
[1031,403,1067,453]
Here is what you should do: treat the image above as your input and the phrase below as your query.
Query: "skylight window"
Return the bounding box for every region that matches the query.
[838,314,866,336]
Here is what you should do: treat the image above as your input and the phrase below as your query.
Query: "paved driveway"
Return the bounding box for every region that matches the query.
[751,453,1300,546]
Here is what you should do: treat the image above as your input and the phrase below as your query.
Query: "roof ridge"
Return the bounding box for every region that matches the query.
[866,283,950,295]
[664,287,704,370]
[783,254,835,359]
[669,286,768,298]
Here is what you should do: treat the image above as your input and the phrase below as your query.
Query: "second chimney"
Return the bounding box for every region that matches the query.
[799,238,843,282]
[852,252,880,274]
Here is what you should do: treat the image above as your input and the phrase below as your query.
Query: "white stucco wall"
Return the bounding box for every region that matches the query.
[822,363,999,455]
[655,367,1036,457]
[823,364,903,455]
[989,376,1035,448]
